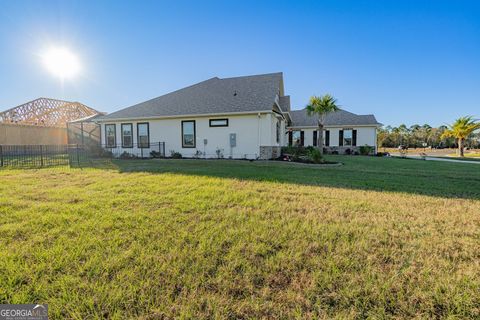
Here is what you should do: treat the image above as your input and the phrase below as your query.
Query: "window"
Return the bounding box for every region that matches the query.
[121,123,133,148]
[276,120,280,143]
[209,118,228,127]
[292,130,302,146]
[137,123,150,148]
[105,124,116,148]
[182,120,196,148]
[343,129,353,146]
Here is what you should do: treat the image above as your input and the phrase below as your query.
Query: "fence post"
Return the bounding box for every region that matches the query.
[80,122,85,145]
[40,145,44,167]
[0,145,3,167]
[76,144,80,167]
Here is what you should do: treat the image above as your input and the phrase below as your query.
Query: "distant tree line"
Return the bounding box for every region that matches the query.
[377,123,480,149]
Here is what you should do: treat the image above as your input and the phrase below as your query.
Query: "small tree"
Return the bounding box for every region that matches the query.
[306,95,340,154]
[441,116,480,157]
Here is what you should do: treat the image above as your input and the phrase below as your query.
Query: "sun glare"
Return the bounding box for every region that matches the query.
[42,47,81,79]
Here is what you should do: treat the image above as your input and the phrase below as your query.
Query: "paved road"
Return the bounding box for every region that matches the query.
[393,155,480,164]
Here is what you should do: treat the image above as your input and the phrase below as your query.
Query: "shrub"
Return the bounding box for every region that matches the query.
[215,148,224,159]
[193,150,203,159]
[376,152,390,157]
[307,148,323,164]
[150,150,162,158]
[170,150,182,159]
[281,146,295,155]
[120,151,136,159]
[360,145,374,155]
[305,146,315,153]
[345,148,352,155]
[282,146,308,157]
[99,149,113,158]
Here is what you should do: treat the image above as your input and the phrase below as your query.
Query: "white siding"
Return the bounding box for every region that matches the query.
[101,112,282,159]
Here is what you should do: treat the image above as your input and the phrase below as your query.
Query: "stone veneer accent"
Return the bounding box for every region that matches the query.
[259,146,282,159]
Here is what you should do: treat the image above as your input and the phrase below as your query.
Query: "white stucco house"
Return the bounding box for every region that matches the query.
[95,72,380,159]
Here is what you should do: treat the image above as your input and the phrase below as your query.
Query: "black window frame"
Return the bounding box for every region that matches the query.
[105,124,116,148]
[181,120,196,148]
[209,118,229,127]
[121,123,134,148]
[137,122,150,148]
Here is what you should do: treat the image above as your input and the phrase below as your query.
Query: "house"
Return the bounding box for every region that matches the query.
[287,109,381,154]
[96,72,380,159]
[96,73,290,159]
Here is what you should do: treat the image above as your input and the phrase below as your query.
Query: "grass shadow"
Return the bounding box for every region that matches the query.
[80,155,480,200]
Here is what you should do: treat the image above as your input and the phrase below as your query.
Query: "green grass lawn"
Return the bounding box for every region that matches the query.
[0,156,479,319]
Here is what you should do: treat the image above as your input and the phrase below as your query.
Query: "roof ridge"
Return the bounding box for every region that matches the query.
[219,72,282,81]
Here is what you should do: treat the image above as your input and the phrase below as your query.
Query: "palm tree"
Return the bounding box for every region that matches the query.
[441,116,480,157]
[306,95,340,154]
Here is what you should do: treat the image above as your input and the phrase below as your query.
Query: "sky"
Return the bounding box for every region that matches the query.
[0,0,479,127]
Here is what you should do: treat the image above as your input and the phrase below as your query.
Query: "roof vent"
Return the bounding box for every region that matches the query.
[233,91,237,96]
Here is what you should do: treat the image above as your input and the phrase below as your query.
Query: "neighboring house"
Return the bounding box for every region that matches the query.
[96,72,380,159]
[288,109,381,153]
[96,73,290,159]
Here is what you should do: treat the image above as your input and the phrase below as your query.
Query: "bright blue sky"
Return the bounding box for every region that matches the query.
[1,0,479,127]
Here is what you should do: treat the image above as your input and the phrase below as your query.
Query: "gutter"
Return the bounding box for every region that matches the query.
[95,110,274,122]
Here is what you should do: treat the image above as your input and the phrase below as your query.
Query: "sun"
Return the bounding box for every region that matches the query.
[42,47,81,79]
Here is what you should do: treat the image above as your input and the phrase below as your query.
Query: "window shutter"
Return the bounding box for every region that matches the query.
[313,131,317,146]
[288,131,293,146]
[353,130,357,146]
[325,130,330,146]
[339,130,344,146]
[300,131,304,146]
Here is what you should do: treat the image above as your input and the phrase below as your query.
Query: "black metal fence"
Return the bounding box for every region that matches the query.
[0,145,70,168]
[0,142,166,169]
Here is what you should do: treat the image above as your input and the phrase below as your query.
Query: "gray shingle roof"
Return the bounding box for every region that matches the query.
[279,95,290,112]
[98,72,284,120]
[289,108,380,127]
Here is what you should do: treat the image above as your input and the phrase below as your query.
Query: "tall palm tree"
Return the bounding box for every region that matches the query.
[306,94,340,154]
[441,116,480,157]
